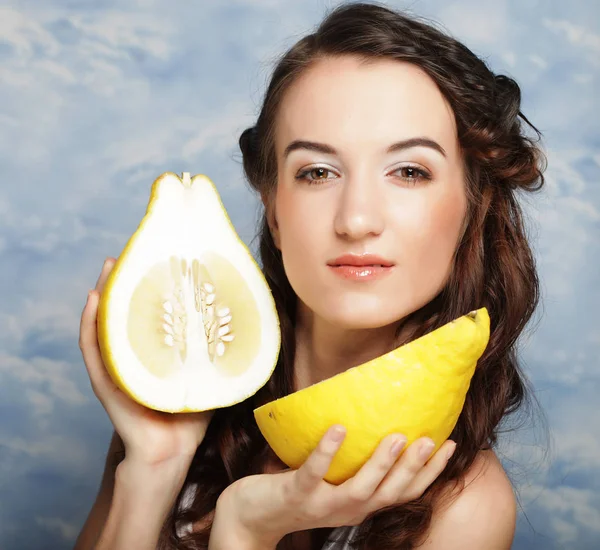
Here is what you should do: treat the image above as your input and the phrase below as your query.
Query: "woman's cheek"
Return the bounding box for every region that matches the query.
[277,205,325,291]
[412,196,466,285]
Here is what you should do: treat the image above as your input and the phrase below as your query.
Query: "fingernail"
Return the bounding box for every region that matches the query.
[390,436,407,457]
[330,426,346,442]
[446,442,457,460]
[419,439,435,460]
[86,290,93,304]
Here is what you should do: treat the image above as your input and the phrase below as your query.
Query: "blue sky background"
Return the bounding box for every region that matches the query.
[0,0,598,548]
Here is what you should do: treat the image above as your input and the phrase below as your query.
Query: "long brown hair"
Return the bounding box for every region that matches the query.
[159,2,548,548]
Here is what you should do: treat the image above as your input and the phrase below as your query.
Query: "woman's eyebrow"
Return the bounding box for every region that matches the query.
[282,137,447,160]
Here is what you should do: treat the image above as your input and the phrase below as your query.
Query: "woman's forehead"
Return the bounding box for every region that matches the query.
[275,56,459,161]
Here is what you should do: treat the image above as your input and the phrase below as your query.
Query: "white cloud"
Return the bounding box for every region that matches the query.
[573,72,594,84]
[437,0,510,45]
[0,202,131,256]
[1,6,175,85]
[35,58,78,84]
[67,11,174,60]
[534,204,596,298]
[557,431,600,473]
[0,4,179,175]
[528,54,548,70]
[501,50,516,67]
[0,6,59,57]
[551,517,578,545]
[551,393,600,471]
[181,101,255,163]
[519,483,600,545]
[543,18,600,66]
[35,517,79,542]
[0,354,88,407]
[25,389,54,417]
[0,113,19,127]
[525,147,600,299]
[0,434,92,473]
[0,290,85,351]
[542,147,590,195]
[560,195,600,220]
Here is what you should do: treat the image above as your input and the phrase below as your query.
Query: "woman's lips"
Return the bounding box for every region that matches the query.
[328,264,395,281]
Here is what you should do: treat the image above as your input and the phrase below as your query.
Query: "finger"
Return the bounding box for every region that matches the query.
[336,433,407,505]
[400,439,456,500]
[292,425,346,496]
[373,437,447,506]
[79,289,118,401]
[95,257,116,292]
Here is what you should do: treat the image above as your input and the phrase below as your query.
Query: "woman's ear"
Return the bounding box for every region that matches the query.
[261,191,281,250]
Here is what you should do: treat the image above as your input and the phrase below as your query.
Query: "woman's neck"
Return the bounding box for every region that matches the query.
[292,301,406,391]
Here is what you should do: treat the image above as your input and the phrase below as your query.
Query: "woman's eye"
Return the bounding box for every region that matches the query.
[295,166,336,185]
[393,166,432,185]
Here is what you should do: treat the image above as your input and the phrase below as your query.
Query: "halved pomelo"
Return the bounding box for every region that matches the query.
[254,308,490,484]
[97,172,280,413]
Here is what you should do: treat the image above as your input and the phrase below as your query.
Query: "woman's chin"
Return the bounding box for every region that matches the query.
[321,307,407,331]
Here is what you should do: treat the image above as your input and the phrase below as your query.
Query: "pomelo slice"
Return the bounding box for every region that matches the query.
[97,172,280,413]
[254,308,490,484]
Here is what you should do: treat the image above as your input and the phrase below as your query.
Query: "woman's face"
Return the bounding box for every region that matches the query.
[269,55,467,330]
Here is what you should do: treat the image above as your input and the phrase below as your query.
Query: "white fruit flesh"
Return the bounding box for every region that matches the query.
[101,173,280,412]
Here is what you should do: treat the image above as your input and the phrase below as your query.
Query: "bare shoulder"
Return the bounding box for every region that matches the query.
[416,449,517,549]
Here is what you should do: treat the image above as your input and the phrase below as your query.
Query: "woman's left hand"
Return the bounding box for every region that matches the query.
[209,425,457,549]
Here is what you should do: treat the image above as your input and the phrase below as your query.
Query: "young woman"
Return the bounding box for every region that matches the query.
[75,3,547,549]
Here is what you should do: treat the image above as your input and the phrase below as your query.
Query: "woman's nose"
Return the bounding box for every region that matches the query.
[333,177,385,240]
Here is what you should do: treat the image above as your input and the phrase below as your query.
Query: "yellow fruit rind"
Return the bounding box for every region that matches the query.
[253,308,490,484]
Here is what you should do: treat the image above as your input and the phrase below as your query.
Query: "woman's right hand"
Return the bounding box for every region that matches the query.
[79,257,214,467]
